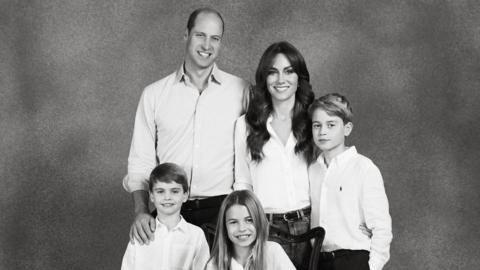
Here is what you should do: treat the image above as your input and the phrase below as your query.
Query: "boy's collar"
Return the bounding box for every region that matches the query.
[156,215,188,232]
[317,146,358,167]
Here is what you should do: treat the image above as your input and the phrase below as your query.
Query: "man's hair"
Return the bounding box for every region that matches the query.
[148,163,188,193]
[308,93,353,124]
[186,7,225,35]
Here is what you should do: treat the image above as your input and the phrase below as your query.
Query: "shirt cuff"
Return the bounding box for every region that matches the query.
[369,256,387,270]
[123,173,149,192]
[233,182,252,191]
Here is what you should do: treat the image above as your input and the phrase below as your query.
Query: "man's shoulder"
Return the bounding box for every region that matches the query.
[217,68,249,87]
[142,71,178,94]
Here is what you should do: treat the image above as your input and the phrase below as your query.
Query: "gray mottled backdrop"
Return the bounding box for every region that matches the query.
[1,0,479,269]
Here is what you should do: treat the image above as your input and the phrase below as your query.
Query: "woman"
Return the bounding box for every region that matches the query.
[234,41,314,269]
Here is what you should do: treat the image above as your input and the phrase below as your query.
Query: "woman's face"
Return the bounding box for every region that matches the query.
[266,53,299,103]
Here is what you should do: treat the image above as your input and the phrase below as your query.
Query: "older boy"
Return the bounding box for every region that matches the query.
[121,163,210,270]
[308,93,392,270]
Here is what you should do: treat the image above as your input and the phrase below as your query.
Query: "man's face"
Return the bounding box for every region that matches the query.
[184,12,223,71]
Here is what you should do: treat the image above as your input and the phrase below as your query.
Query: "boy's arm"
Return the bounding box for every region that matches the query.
[362,164,393,270]
[233,116,253,191]
[192,230,210,270]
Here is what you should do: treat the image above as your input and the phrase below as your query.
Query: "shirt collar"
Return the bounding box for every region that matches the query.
[174,63,223,85]
[317,146,358,168]
[155,215,188,233]
[230,254,253,270]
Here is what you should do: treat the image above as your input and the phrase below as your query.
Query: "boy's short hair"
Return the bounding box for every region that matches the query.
[308,93,353,124]
[149,163,189,193]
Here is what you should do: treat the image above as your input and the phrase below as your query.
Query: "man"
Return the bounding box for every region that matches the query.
[123,7,249,245]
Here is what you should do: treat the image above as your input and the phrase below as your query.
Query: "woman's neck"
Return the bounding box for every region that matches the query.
[271,97,295,120]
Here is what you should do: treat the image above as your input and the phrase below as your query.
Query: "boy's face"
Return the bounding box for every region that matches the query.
[311,109,352,157]
[150,181,188,216]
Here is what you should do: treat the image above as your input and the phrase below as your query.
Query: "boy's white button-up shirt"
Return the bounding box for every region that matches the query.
[309,146,392,270]
[121,217,210,270]
[234,115,310,213]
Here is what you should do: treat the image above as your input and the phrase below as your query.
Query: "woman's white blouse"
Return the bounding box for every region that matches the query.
[234,115,310,213]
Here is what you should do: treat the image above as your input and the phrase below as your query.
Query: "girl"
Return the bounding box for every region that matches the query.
[234,41,315,269]
[205,190,295,270]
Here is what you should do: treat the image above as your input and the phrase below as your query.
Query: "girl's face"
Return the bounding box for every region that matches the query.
[225,204,257,249]
[266,53,298,104]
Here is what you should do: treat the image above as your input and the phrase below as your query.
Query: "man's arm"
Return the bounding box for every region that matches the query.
[125,88,159,244]
[129,190,155,245]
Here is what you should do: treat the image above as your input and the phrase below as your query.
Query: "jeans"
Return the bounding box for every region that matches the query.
[268,213,311,270]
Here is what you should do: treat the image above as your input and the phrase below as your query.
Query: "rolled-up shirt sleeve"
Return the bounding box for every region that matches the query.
[233,116,253,191]
[362,164,393,270]
[123,88,158,192]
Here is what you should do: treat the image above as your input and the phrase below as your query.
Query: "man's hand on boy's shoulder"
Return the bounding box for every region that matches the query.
[130,212,156,245]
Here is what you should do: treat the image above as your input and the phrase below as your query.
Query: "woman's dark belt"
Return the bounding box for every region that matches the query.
[266,206,311,222]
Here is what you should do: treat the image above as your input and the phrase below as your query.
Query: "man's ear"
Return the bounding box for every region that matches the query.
[184,29,189,41]
[183,191,189,203]
[344,122,353,137]
[149,191,154,203]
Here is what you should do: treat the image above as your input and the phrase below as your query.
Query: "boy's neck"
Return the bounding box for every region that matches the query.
[323,144,348,167]
[233,245,252,267]
[156,212,181,231]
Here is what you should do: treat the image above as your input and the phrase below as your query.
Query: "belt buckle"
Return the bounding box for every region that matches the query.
[283,210,300,222]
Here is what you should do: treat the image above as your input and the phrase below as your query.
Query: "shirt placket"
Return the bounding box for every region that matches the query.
[319,162,330,227]
[283,137,297,208]
[159,227,170,269]
[191,93,203,194]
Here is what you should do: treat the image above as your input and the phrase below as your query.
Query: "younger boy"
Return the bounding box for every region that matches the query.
[308,93,392,270]
[121,163,210,270]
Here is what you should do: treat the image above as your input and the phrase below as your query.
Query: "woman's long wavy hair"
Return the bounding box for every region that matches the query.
[206,190,269,270]
[245,41,314,163]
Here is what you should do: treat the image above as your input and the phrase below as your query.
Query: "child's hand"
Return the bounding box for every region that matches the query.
[130,212,156,245]
[359,223,372,238]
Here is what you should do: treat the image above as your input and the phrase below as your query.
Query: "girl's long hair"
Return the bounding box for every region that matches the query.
[206,190,269,270]
[245,41,314,163]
